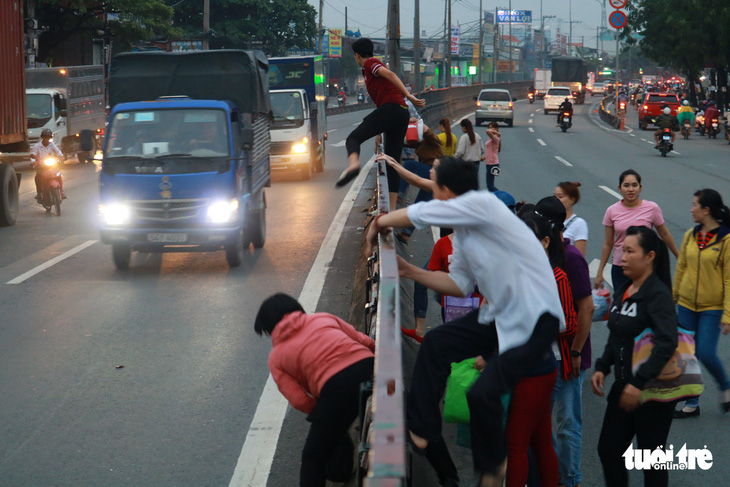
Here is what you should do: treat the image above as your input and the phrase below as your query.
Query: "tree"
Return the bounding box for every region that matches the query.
[171,0,316,56]
[35,0,178,61]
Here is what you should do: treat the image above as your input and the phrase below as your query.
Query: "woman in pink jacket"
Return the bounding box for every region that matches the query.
[255,293,375,487]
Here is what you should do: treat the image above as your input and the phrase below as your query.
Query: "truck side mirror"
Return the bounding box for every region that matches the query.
[512,97,517,102]
[60,109,68,118]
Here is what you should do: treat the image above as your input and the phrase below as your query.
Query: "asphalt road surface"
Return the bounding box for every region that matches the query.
[1,99,729,486]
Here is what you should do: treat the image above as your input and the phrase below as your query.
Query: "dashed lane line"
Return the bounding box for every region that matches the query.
[599,185,622,200]
[537,138,547,146]
[228,155,377,487]
[528,119,533,124]
[331,140,346,148]
[528,127,535,133]
[327,129,338,133]
[7,240,98,284]
[555,156,573,167]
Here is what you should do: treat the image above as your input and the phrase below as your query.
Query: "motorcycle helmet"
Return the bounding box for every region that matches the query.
[564,98,569,102]
[663,107,671,115]
[41,128,53,138]
[682,100,689,106]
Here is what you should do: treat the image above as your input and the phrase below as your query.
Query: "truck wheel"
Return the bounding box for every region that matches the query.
[314,144,325,173]
[249,209,266,249]
[112,244,132,270]
[0,164,19,226]
[544,110,549,115]
[507,120,514,127]
[225,227,247,268]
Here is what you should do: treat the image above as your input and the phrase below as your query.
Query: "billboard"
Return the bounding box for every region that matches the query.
[451,26,460,55]
[329,29,342,57]
[497,10,532,24]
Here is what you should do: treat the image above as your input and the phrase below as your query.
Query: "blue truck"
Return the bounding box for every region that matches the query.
[267,56,327,179]
[99,50,271,269]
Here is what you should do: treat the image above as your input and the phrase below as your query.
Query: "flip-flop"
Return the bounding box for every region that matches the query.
[335,167,360,187]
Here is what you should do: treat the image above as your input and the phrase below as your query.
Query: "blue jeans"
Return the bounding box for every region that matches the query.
[486,165,499,192]
[551,369,585,487]
[678,306,730,407]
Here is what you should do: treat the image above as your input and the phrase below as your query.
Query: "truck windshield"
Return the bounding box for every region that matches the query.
[270,92,304,128]
[105,108,230,159]
[27,94,53,128]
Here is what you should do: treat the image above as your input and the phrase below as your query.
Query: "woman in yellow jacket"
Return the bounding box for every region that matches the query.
[673,189,730,418]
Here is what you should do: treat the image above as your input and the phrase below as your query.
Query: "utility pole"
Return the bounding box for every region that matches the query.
[345,7,348,35]
[317,0,324,53]
[202,0,210,50]
[568,0,572,56]
[414,0,420,91]
[447,0,452,86]
[508,0,512,83]
[387,0,401,76]
[478,0,483,84]
[443,0,448,87]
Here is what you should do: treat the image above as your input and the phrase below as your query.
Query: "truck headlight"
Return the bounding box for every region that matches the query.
[99,203,130,226]
[207,199,239,223]
[292,137,309,154]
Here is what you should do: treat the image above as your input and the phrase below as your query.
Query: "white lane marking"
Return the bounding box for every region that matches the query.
[457,111,475,123]
[528,127,535,133]
[528,119,533,124]
[353,122,360,126]
[327,129,338,133]
[535,109,541,113]
[331,140,346,148]
[599,185,622,200]
[671,150,681,155]
[555,156,572,167]
[7,240,98,284]
[588,258,614,288]
[228,155,377,487]
[530,113,534,118]
[646,140,654,144]
[640,138,647,142]
[537,138,547,146]
[630,134,636,137]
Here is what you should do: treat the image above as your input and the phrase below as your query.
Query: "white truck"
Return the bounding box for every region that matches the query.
[534,68,552,99]
[267,56,327,180]
[26,65,106,163]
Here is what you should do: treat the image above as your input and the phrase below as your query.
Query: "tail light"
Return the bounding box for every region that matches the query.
[563,112,570,116]
[96,128,105,135]
[509,102,514,109]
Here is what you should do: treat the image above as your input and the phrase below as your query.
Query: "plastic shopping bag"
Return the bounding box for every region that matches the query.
[444,358,480,424]
[405,119,424,145]
[592,284,611,322]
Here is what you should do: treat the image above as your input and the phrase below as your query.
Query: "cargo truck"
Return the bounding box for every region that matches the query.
[0,0,26,226]
[534,68,552,99]
[268,56,327,180]
[25,65,106,162]
[551,57,587,104]
[99,50,271,269]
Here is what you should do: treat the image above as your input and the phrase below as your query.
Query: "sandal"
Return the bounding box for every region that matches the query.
[335,166,360,187]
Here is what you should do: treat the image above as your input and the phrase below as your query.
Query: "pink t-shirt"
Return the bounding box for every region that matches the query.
[485,134,500,165]
[602,199,665,264]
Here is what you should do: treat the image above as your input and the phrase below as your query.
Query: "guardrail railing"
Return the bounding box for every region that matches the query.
[360,159,406,486]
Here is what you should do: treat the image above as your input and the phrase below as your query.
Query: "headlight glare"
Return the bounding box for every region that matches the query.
[44,157,57,166]
[100,203,130,226]
[207,199,239,223]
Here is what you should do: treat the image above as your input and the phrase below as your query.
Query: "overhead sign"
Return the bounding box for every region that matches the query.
[609,0,627,8]
[451,26,460,55]
[609,10,627,29]
[497,10,532,24]
[329,29,342,57]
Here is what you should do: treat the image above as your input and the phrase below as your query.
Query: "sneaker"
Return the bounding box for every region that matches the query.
[673,406,700,419]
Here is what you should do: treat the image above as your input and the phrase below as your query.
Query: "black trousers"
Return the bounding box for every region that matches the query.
[407,309,559,474]
[300,357,374,487]
[597,383,676,487]
[346,103,409,190]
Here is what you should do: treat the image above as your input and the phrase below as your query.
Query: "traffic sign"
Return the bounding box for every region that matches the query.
[609,9,627,29]
[609,0,627,8]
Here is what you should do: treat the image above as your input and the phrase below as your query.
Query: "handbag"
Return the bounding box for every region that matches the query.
[443,294,480,323]
[631,326,704,403]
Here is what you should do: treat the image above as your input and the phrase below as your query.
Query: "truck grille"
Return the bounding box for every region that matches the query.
[130,199,206,223]
[269,141,291,155]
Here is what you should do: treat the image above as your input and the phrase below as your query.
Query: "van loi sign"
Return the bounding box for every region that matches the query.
[497,10,532,24]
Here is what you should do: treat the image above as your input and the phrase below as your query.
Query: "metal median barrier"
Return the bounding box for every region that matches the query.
[359,159,407,486]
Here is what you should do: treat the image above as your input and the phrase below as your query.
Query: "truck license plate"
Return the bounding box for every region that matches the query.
[147,233,188,243]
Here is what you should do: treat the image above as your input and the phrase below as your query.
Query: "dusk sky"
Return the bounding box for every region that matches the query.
[308,0,614,45]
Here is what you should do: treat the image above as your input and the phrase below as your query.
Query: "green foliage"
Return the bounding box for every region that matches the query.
[171,0,317,56]
[36,0,178,57]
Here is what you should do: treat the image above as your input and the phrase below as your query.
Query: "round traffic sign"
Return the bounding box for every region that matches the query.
[609,9,627,29]
[609,0,627,8]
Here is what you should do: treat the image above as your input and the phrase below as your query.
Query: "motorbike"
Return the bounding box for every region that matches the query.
[559,111,572,132]
[695,112,705,136]
[708,118,720,139]
[681,120,692,140]
[357,91,365,103]
[657,128,673,157]
[528,92,535,104]
[337,93,346,107]
[36,156,63,215]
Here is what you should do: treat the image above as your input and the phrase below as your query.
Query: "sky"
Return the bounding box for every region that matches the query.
[308,0,614,46]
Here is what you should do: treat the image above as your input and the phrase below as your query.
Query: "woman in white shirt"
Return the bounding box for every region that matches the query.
[454,119,485,165]
[554,181,588,256]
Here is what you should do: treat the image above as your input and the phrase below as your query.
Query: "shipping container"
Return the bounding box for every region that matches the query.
[0,0,27,150]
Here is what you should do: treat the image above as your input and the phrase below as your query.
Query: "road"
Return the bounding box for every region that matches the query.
[1,98,729,486]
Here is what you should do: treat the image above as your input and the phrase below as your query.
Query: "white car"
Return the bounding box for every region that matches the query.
[544,87,573,114]
[592,82,608,96]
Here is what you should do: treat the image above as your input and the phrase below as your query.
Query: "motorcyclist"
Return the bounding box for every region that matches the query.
[337,89,347,106]
[704,101,721,131]
[557,97,573,125]
[676,99,695,134]
[30,128,65,201]
[653,106,677,147]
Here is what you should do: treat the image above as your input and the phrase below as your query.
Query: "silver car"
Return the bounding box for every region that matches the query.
[475,89,515,127]
[544,87,573,114]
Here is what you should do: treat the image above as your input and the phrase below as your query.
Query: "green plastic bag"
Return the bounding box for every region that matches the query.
[444,358,480,423]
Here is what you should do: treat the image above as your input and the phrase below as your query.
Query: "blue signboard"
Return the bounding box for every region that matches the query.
[497,10,532,24]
